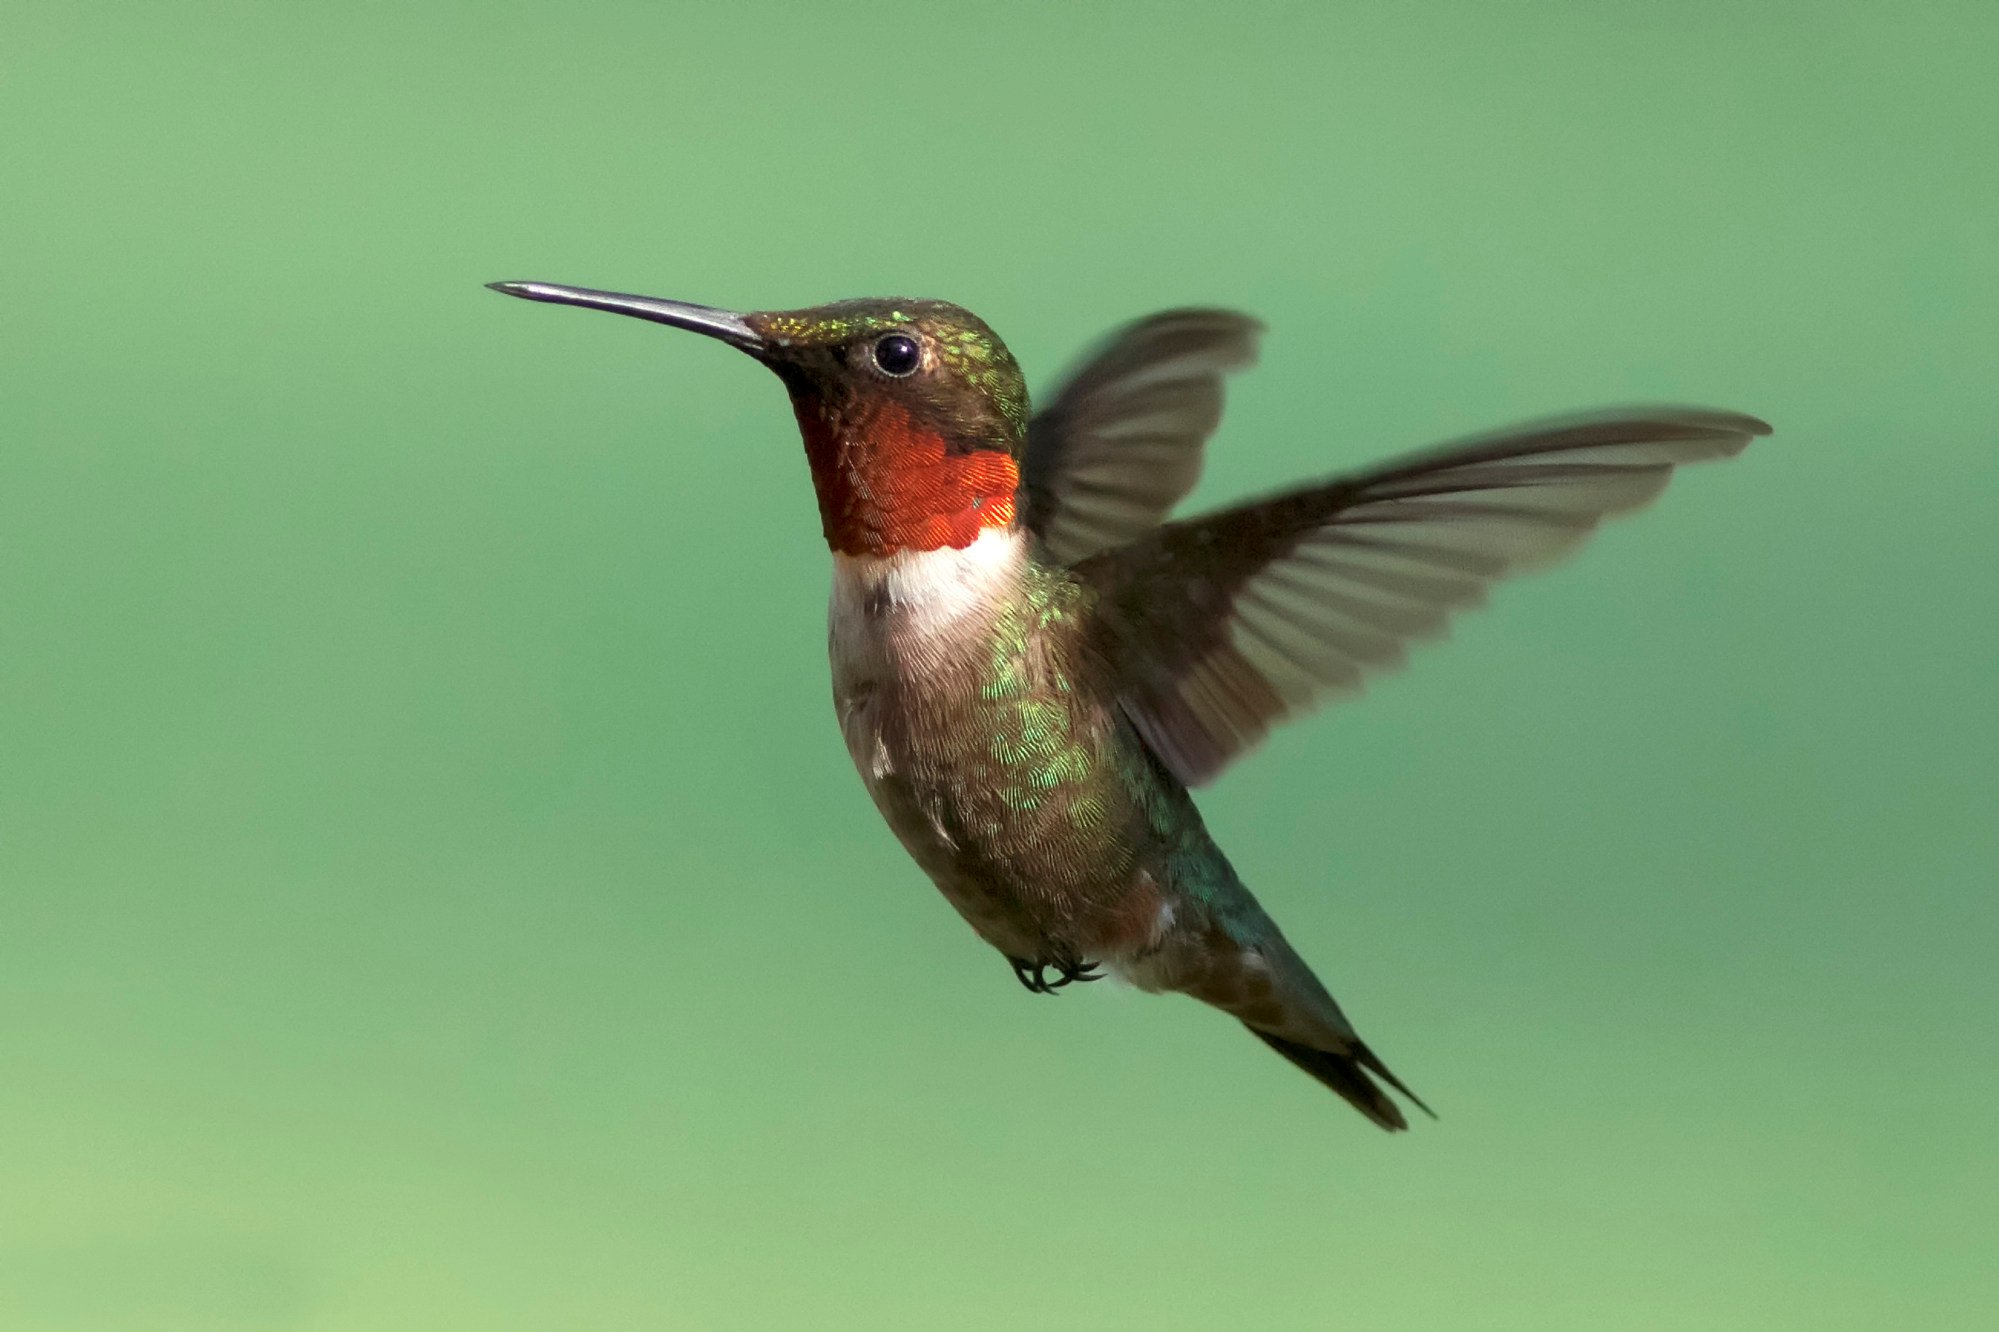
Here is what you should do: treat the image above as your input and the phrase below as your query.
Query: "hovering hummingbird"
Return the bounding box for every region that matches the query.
[489,280,1766,1130]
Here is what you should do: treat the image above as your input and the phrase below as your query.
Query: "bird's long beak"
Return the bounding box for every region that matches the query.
[487,281,763,352]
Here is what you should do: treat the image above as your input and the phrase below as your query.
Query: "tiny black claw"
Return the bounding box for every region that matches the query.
[1009,957,1055,995]
[1009,954,1106,995]
[1044,957,1104,989]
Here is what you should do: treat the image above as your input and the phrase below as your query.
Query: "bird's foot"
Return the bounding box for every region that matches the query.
[1007,960,1055,992]
[1008,955,1105,995]
[1050,957,1105,988]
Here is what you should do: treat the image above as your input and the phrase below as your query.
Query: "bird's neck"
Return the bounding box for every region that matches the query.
[792,398,1020,558]
[831,526,1031,632]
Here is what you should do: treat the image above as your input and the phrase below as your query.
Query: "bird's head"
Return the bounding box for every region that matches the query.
[490,282,1028,557]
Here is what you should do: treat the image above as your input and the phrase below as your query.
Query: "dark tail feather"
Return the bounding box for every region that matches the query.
[1248,1028,1435,1132]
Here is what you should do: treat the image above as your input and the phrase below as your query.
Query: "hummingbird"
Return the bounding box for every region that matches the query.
[489,279,1767,1131]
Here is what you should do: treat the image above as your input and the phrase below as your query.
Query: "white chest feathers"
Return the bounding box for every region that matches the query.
[828,527,1025,669]
[826,528,1026,790]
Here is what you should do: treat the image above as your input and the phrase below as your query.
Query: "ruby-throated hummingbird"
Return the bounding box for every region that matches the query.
[489,280,1767,1131]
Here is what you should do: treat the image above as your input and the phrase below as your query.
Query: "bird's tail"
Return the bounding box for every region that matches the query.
[1158,900,1433,1131]
[1244,1027,1432,1133]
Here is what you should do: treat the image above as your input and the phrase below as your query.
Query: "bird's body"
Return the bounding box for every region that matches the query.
[491,280,1767,1131]
[827,528,1417,1122]
[830,530,1146,972]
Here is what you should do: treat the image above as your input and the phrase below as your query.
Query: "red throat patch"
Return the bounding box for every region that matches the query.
[794,399,1019,557]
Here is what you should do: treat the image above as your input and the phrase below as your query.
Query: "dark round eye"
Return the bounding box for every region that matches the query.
[871,332,922,377]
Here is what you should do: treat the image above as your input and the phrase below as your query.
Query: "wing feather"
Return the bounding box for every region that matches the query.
[1022,310,1263,564]
[1076,409,1771,786]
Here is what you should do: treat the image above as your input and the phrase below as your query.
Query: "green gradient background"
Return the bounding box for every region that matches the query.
[4,3,1995,1328]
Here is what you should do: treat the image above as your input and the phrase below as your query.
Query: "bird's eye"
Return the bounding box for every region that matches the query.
[871,332,922,377]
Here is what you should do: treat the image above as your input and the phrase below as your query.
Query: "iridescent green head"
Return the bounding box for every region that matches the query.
[745,298,1028,449]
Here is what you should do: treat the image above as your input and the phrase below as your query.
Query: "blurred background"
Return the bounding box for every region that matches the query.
[4,3,1994,1328]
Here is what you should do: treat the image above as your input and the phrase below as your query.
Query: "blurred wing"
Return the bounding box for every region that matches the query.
[1022,309,1263,565]
[1077,409,1771,787]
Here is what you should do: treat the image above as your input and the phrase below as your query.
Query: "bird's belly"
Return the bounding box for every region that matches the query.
[831,654,1162,964]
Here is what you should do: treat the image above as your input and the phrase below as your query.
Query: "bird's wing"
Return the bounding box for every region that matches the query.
[1074,409,1770,787]
[1022,309,1263,565]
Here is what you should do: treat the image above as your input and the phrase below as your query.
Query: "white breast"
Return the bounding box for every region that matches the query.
[830,528,1024,636]
[826,527,1026,786]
